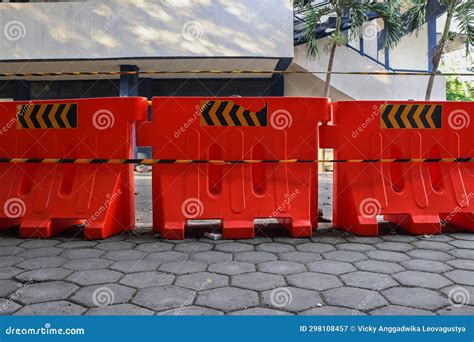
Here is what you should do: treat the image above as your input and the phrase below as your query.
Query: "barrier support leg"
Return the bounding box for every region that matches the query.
[223,221,254,239]
[385,214,441,235]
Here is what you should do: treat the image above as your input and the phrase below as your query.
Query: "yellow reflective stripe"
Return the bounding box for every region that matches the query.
[61,103,72,129]
[208,100,221,127]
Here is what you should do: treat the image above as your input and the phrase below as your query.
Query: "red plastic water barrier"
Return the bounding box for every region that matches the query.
[137,97,330,239]
[320,101,474,236]
[0,97,147,239]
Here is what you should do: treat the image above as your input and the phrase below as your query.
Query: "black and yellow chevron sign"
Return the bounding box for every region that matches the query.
[381,104,442,129]
[200,100,268,127]
[16,103,78,129]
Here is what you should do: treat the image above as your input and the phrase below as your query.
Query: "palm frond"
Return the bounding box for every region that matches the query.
[347,0,369,40]
[367,1,404,49]
[455,0,474,55]
[403,0,428,35]
[302,5,334,58]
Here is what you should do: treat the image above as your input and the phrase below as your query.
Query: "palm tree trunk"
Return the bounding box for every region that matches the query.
[425,12,453,100]
[324,15,342,98]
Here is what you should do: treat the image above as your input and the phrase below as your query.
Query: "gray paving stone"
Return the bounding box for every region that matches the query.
[136,241,174,252]
[0,247,25,257]
[345,236,382,244]
[258,261,306,275]
[287,272,342,291]
[96,241,136,251]
[392,271,452,289]
[62,258,113,271]
[400,259,453,273]
[448,249,474,260]
[301,306,365,315]
[336,243,376,252]
[0,280,21,297]
[146,251,188,264]
[407,249,454,261]
[20,247,63,258]
[233,237,273,245]
[231,308,289,315]
[190,251,232,264]
[0,256,24,267]
[195,287,258,311]
[174,242,214,253]
[208,261,255,275]
[87,304,154,316]
[67,269,123,286]
[111,260,159,273]
[445,270,474,286]
[215,243,254,253]
[176,272,227,290]
[158,306,224,315]
[256,243,296,253]
[354,260,405,274]
[20,240,59,248]
[440,285,474,306]
[382,287,446,310]
[15,281,78,305]
[324,286,387,311]
[14,301,86,315]
[311,235,347,245]
[232,272,284,291]
[159,261,207,275]
[16,257,68,270]
[234,251,277,263]
[366,250,411,262]
[370,305,434,315]
[0,238,25,247]
[56,241,98,249]
[307,260,355,275]
[420,235,453,242]
[446,259,474,271]
[132,285,196,311]
[449,233,474,241]
[102,250,147,262]
[0,298,21,315]
[296,243,335,253]
[0,267,22,279]
[437,306,474,315]
[412,241,454,251]
[381,235,418,243]
[262,287,323,312]
[120,271,174,289]
[61,248,105,260]
[273,237,311,245]
[71,283,135,307]
[374,242,414,252]
[14,268,72,282]
[279,251,323,263]
[341,271,397,290]
[447,240,474,249]
[323,250,368,262]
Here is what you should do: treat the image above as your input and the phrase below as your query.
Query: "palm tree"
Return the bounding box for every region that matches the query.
[404,0,473,100]
[295,0,404,98]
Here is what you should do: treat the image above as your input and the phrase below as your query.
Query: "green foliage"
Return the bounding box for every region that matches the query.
[446,76,474,100]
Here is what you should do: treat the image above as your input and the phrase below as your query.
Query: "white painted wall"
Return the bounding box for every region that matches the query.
[293,42,446,100]
[0,0,293,60]
[390,24,430,71]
